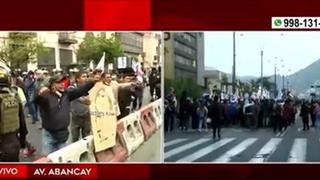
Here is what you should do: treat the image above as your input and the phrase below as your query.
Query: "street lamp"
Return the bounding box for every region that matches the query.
[268,57,281,98]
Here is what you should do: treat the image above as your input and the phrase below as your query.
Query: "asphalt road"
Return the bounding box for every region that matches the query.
[20,86,161,162]
[164,115,320,162]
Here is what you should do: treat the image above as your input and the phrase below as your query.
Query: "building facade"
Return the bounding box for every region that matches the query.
[164,32,204,85]
[0,32,160,72]
[142,32,162,70]
[115,32,144,59]
[203,67,232,94]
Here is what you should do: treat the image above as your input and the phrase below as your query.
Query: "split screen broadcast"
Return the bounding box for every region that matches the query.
[0,31,319,163]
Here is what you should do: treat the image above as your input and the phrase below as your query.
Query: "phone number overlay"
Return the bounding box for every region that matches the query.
[272,17,320,29]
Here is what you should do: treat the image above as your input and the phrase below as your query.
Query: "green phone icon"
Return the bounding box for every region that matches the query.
[274,19,282,27]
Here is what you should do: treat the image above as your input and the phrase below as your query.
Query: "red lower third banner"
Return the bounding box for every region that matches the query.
[1,164,320,179]
[0,165,26,178]
[28,164,98,179]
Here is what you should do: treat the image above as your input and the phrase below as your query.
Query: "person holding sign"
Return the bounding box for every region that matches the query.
[35,74,98,155]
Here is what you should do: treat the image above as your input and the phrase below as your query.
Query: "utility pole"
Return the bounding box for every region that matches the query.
[232,32,236,95]
[260,50,263,93]
[282,75,285,91]
[274,64,277,98]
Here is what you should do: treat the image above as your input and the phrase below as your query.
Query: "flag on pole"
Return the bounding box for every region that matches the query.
[89,60,94,70]
[96,52,105,71]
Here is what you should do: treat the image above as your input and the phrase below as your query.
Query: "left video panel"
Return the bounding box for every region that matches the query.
[0,32,163,162]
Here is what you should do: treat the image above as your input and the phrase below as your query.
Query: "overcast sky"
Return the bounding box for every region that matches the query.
[205,31,320,76]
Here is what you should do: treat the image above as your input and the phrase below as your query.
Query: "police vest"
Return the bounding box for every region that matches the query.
[0,88,19,135]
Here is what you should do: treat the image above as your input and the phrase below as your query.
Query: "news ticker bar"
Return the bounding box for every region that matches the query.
[272,17,320,29]
[1,164,320,179]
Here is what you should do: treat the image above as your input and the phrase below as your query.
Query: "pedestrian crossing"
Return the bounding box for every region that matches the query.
[164,137,317,162]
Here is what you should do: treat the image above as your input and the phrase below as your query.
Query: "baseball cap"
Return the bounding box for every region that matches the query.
[49,75,67,85]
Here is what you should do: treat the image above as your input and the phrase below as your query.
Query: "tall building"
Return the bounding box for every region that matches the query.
[197,33,205,86]
[164,32,204,85]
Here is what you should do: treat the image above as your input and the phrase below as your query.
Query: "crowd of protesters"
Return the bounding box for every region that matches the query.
[165,88,320,139]
[9,63,161,159]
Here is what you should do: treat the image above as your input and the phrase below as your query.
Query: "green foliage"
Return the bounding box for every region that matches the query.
[255,77,275,91]
[0,32,45,69]
[238,80,251,94]
[77,32,123,65]
[165,78,203,100]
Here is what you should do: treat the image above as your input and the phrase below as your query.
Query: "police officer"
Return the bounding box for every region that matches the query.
[0,64,27,162]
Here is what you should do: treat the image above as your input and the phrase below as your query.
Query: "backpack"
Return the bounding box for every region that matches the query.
[0,88,19,135]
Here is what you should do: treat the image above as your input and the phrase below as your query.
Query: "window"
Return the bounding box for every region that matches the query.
[175,54,196,68]
[120,33,143,49]
[174,40,196,56]
[177,33,196,44]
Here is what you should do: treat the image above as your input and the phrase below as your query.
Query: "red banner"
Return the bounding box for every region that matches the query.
[1,0,320,30]
[28,164,98,179]
[0,164,319,179]
[0,165,26,178]
[84,0,151,30]
[0,0,83,30]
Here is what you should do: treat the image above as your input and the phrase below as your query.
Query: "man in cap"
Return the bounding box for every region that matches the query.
[35,74,98,155]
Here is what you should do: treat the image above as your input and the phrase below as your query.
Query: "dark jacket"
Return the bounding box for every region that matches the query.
[35,81,94,133]
[300,103,309,117]
[208,102,223,126]
[69,83,90,117]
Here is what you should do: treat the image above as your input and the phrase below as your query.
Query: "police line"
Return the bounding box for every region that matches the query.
[34,99,162,163]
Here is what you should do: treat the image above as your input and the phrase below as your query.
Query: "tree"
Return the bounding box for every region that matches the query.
[256,77,275,91]
[0,32,45,69]
[250,79,258,91]
[165,78,203,100]
[77,32,123,65]
[221,75,228,92]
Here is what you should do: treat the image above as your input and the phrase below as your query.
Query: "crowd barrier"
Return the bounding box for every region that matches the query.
[117,112,144,156]
[47,136,96,163]
[34,99,162,163]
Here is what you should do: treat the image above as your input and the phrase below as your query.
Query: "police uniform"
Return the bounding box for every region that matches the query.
[0,65,27,162]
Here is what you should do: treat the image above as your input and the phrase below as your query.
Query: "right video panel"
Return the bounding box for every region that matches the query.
[164,31,320,163]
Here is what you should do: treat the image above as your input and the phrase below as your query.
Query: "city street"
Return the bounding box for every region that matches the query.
[21,86,161,162]
[164,116,320,162]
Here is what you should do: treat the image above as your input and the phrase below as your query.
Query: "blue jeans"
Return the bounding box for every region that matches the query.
[315,115,320,128]
[42,129,67,156]
[28,101,38,122]
[198,117,207,130]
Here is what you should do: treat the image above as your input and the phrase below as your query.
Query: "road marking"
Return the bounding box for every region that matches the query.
[288,138,307,162]
[213,138,257,162]
[276,132,281,137]
[176,138,235,162]
[249,138,282,162]
[165,139,210,159]
[165,139,188,147]
[280,129,289,137]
